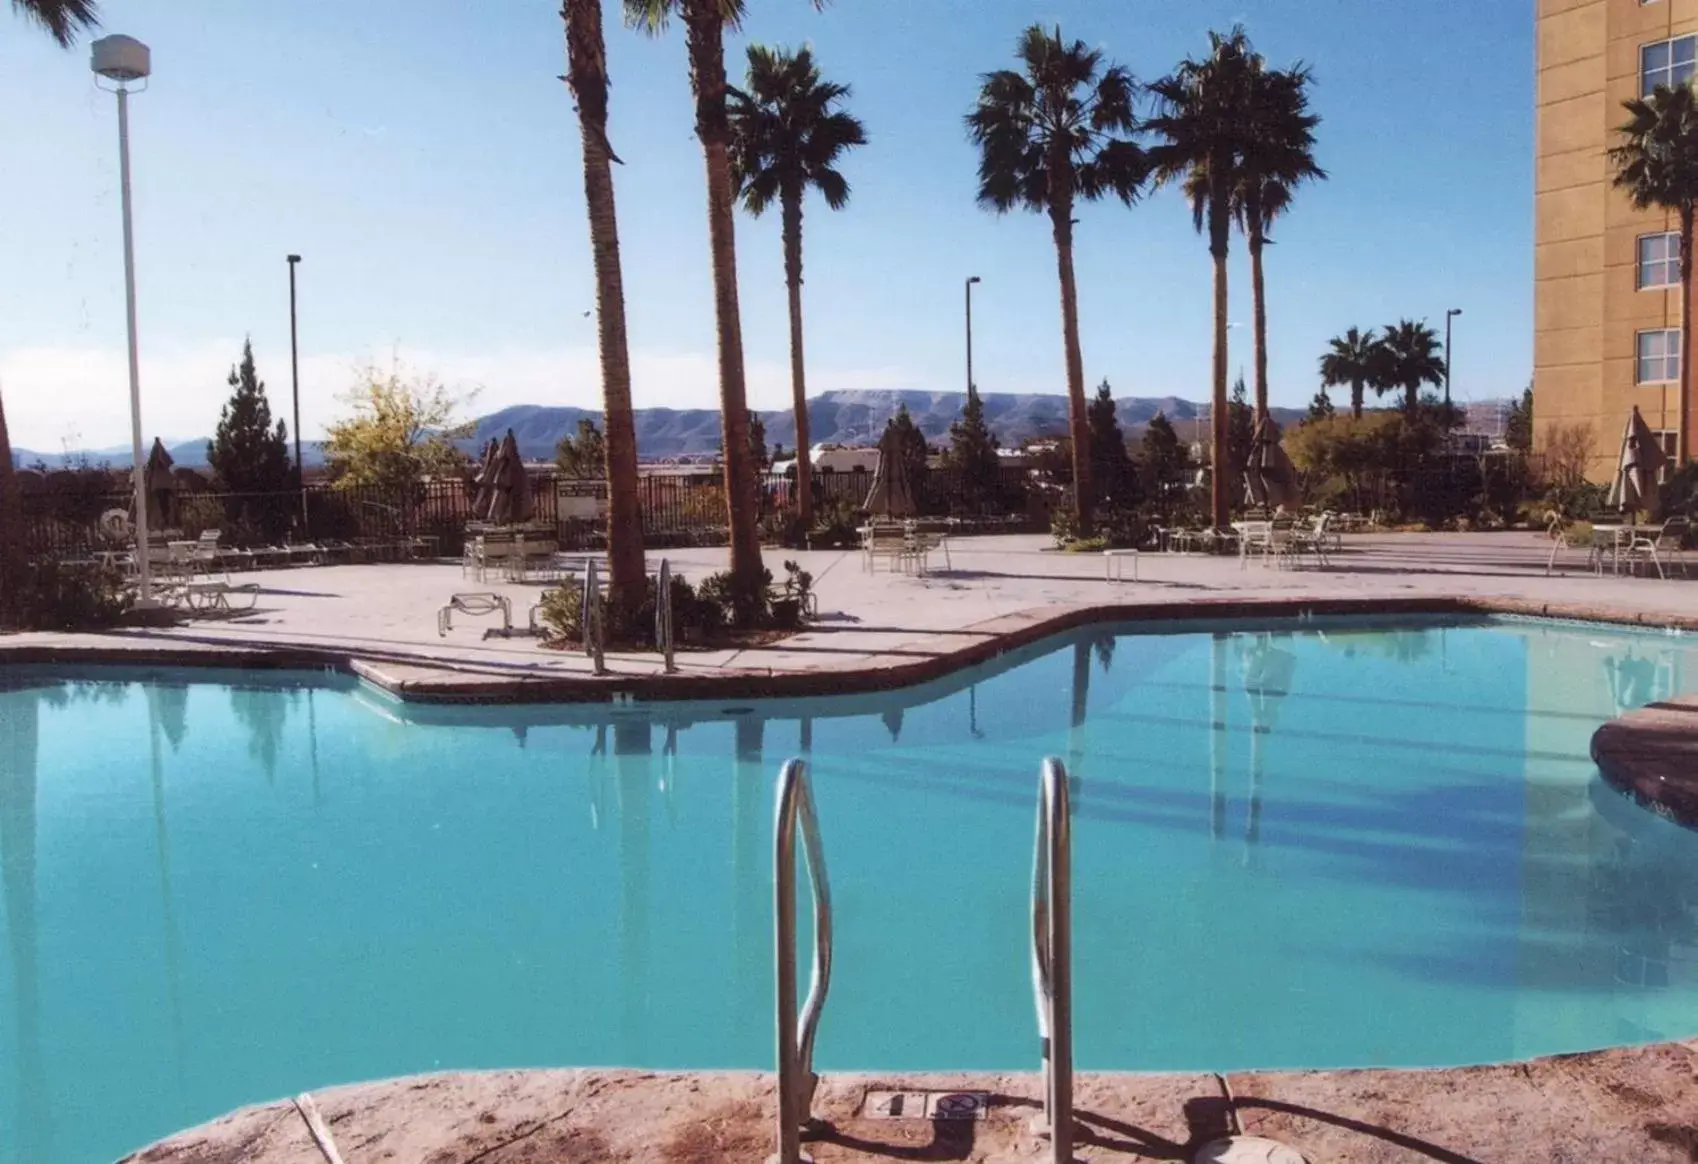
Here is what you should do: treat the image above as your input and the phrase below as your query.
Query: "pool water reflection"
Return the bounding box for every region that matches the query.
[0,615,1694,1163]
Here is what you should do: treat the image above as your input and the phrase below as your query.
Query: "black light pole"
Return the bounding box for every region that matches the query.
[287,254,305,532]
[965,275,982,394]
[1444,307,1462,408]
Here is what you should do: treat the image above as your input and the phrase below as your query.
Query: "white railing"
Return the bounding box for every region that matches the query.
[773,758,833,1164]
[1031,756,1073,1161]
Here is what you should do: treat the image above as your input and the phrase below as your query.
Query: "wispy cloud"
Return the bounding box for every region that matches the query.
[0,341,920,450]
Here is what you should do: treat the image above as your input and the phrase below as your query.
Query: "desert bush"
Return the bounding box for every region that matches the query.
[3,559,131,631]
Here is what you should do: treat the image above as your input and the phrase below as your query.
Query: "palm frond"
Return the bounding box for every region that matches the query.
[728,40,865,217]
[10,0,99,47]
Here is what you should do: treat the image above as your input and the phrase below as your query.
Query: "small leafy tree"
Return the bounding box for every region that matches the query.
[1505,383,1533,453]
[324,361,476,493]
[1086,379,1135,505]
[556,417,607,479]
[1307,387,1334,422]
[207,338,293,541]
[947,385,1002,512]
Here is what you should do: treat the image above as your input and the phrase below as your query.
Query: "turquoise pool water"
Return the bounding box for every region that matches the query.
[2,615,1696,1162]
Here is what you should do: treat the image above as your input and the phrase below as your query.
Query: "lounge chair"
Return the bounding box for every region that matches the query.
[1626,517,1690,579]
[438,592,513,637]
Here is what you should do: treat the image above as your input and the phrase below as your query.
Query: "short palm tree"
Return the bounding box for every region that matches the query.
[1376,319,1446,414]
[1233,62,1324,423]
[1319,326,1378,419]
[625,0,765,590]
[2,0,100,622]
[1148,27,1258,529]
[1610,82,1698,465]
[563,0,644,612]
[729,44,865,530]
[967,24,1145,532]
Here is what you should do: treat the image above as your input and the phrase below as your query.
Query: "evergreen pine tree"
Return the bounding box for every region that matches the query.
[555,417,607,479]
[1086,379,1135,506]
[1307,387,1335,423]
[1505,383,1533,453]
[207,339,292,540]
[1140,412,1189,516]
[947,385,1002,511]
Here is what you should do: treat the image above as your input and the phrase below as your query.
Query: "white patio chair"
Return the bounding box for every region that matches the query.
[1626,517,1690,580]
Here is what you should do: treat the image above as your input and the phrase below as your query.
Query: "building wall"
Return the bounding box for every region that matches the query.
[1535,0,1695,480]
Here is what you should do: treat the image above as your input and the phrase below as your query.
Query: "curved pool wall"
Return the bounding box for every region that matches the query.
[2,613,1695,1163]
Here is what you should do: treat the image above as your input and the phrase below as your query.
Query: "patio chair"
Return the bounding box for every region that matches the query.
[1626,517,1690,580]
[1292,513,1333,567]
[862,523,914,573]
[438,592,513,637]
[1262,517,1300,568]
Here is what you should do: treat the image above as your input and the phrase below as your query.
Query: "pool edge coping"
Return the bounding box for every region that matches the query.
[7,593,1697,705]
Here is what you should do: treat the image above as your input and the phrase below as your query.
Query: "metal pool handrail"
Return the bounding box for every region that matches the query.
[1031,756,1073,1161]
[582,558,606,676]
[774,757,833,1164]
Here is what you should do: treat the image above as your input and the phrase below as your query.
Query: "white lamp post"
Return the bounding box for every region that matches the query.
[91,34,156,606]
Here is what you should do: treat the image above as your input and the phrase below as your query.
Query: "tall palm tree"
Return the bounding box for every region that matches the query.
[1610,82,1698,465]
[1319,326,1378,419]
[966,24,1145,532]
[728,44,865,530]
[1232,61,1324,424]
[1376,319,1446,414]
[1148,27,1258,530]
[625,0,764,590]
[1,1,100,622]
[563,0,645,613]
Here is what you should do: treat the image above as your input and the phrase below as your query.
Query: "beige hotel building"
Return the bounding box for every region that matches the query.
[1536,0,1696,479]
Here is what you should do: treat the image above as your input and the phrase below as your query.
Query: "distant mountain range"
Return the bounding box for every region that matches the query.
[9,389,1329,469]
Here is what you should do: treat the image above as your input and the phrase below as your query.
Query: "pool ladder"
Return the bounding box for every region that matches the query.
[770,756,1072,1164]
[579,557,679,676]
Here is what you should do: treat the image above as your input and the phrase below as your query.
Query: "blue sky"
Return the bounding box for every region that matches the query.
[0,0,1531,450]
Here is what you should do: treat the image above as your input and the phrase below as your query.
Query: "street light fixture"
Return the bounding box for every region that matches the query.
[1444,308,1463,408]
[91,34,155,606]
[965,276,982,396]
[287,254,306,532]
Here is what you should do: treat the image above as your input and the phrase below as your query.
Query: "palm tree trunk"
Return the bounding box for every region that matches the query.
[1351,378,1364,420]
[684,0,763,591]
[1248,217,1269,425]
[1050,199,1093,532]
[1209,186,1231,531]
[0,388,21,624]
[1681,205,1694,466]
[1404,380,1419,415]
[782,186,812,528]
[564,0,645,612]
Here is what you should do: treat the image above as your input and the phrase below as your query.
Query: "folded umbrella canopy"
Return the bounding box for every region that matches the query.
[1607,405,1667,521]
[471,438,500,518]
[132,437,179,533]
[863,424,918,518]
[1243,415,1299,512]
[485,429,535,525]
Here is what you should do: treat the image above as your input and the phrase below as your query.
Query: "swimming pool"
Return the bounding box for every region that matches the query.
[1,614,1695,1162]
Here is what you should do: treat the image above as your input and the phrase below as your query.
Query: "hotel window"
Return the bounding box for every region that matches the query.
[1654,431,1679,482]
[1637,329,1681,384]
[1642,36,1698,96]
[1639,232,1681,289]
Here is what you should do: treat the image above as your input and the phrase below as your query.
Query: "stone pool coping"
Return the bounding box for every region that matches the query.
[8,592,1698,704]
[125,1041,1698,1163]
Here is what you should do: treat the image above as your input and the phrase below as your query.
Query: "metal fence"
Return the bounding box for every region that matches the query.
[20,465,1043,558]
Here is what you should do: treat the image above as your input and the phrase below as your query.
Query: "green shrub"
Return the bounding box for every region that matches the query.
[698,567,773,630]
[3,559,131,631]
[808,496,863,549]
[535,577,586,642]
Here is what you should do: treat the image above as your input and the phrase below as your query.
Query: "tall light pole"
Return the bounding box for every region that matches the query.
[287,254,306,533]
[965,276,982,395]
[92,34,155,607]
[1444,308,1463,408]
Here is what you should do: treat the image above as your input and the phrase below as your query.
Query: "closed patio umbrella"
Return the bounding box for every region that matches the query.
[1244,415,1299,512]
[471,438,500,518]
[133,438,179,533]
[1607,405,1666,521]
[486,430,535,525]
[863,425,917,518]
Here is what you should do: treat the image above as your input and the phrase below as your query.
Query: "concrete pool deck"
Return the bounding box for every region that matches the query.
[127,1041,1698,1162]
[6,531,1698,702]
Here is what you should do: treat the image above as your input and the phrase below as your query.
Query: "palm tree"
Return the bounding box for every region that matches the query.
[1232,61,1324,424]
[728,44,865,530]
[966,24,1145,532]
[1319,326,1378,419]
[1,1,100,622]
[1148,27,1258,529]
[625,0,764,591]
[563,0,645,613]
[1376,319,1446,414]
[1610,82,1698,465]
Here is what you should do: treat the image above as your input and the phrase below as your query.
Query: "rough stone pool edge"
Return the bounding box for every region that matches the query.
[7,592,1696,705]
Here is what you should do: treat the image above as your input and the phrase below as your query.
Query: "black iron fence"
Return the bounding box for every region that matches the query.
[20,465,1044,558]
